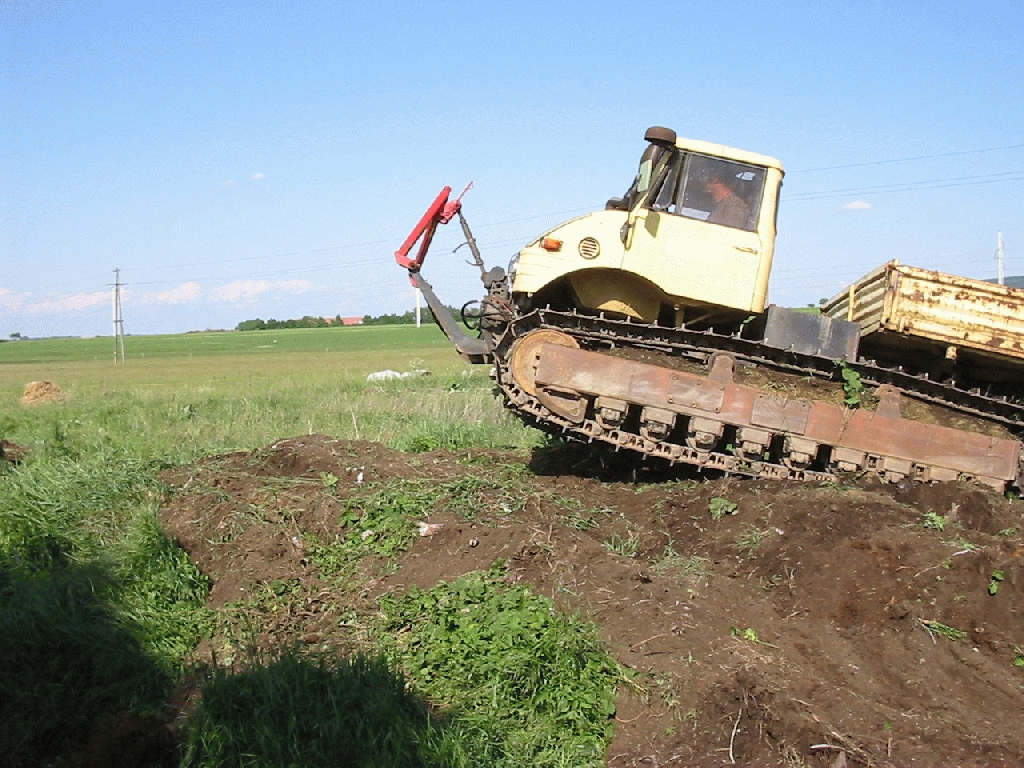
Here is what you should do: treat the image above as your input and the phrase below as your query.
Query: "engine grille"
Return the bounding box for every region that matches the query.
[578,237,600,259]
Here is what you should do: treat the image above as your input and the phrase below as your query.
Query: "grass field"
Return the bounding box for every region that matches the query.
[0,324,456,364]
[0,325,521,457]
[0,325,576,767]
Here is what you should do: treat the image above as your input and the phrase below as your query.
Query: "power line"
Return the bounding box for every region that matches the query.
[14,210,567,296]
[141,205,596,274]
[784,170,1024,201]
[789,142,1024,173]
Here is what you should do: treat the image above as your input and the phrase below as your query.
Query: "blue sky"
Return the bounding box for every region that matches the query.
[2,0,1022,337]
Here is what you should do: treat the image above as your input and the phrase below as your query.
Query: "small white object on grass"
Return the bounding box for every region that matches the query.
[418,522,445,537]
[366,369,430,382]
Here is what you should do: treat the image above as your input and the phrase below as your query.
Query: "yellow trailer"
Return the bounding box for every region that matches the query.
[822,260,1024,384]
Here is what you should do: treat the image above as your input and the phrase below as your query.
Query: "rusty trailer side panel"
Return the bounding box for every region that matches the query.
[822,260,1024,379]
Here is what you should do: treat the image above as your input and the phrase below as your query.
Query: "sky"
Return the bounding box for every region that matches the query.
[2,0,1023,338]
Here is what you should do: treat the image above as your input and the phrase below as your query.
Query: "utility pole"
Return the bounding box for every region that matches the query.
[415,287,422,328]
[111,268,126,364]
[995,231,1005,286]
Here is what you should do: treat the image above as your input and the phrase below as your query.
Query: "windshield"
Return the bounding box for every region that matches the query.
[647,152,766,232]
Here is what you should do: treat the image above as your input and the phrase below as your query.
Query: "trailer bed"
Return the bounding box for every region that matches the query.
[821,261,1024,383]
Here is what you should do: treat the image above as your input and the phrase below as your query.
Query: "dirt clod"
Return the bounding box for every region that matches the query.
[1,439,30,463]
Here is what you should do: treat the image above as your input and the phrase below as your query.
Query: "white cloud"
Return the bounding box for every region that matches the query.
[0,288,108,315]
[155,281,200,304]
[211,279,314,304]
[842,200,872,211]
[221,179,235,187]
[251,172,267,181]
[213,279,272,302]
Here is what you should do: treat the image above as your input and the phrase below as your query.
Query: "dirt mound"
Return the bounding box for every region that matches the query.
[20,380,66,406]
[159,436,1024,767]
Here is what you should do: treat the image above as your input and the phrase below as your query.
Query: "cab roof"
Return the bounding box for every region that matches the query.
[674,136,785,173]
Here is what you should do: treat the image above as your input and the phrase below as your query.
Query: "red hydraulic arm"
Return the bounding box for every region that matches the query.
[392,183,492,362]
[395,186,458,269]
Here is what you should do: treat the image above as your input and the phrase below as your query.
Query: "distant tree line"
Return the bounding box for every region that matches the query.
[360,308,443,326]
[235,307,463,331]
[236,316,337,331]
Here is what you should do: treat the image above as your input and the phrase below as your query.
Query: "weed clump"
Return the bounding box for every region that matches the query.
[377,565,622,767]
[604,532,640,558]
[307,474,536,579]
[709,496,738,520]
[305,480,441,577]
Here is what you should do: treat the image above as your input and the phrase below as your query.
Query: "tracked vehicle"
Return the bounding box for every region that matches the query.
[395,127,1024,491]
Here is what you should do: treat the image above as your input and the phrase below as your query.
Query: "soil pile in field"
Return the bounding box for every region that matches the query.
[1,439,30,463]
[19,380,66,406]
[159,436,1024,768]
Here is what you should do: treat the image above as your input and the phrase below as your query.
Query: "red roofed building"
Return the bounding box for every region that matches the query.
[323,316,364,325]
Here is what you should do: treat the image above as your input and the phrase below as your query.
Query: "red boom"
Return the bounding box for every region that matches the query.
[394,186,463,270]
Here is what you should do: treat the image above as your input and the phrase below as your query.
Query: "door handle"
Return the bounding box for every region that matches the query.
[733,246,759,254]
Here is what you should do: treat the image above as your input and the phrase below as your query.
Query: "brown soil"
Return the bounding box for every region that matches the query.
[157,435,1024,768]
[20,380,66,406]
[1,439,30,463]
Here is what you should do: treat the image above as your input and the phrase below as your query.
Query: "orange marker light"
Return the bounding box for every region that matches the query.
[540,237,563,252]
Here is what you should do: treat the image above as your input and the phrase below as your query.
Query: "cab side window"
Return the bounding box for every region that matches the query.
[669,154,766,232]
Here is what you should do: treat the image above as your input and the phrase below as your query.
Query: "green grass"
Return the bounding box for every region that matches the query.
[0,560,172,764]
[0,332,532,463]
[376,566,623,767]
[185,651,451,768]
[0,324,455,364]
[0,327,546,766]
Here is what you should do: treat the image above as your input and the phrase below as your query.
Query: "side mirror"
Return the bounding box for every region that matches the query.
[605,197,627,211]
